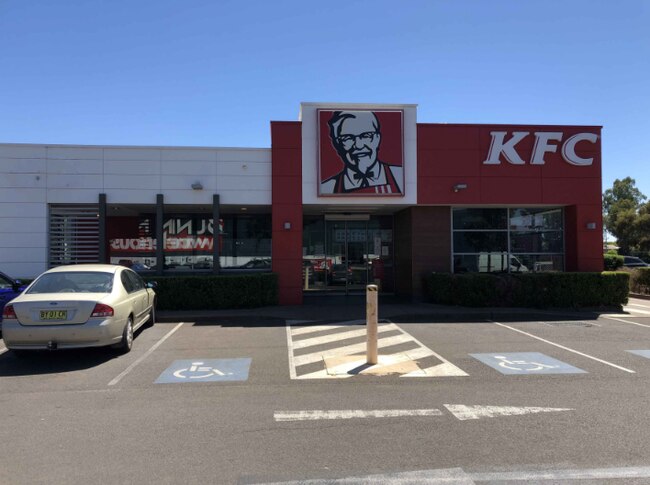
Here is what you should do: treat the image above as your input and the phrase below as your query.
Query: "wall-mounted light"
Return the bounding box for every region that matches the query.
[284,222,292,230]
[453,183,468,193]
[191,182,203,190]
[586,222,597,230]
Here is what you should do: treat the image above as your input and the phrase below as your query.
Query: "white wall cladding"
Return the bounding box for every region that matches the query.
[0,144,272,277]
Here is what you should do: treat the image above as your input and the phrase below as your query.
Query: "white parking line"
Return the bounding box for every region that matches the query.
[274,409,444,422]
[490,320,636,374]
[627,302,650,309]
[472,466,650,482]
[603,315,650,329]
[0,344,7,356]
[256,466,650,483]
[108,322,185,386]
[624,306,650,315]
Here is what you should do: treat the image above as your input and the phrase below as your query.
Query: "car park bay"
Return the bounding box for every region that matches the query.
[3,300,650,483]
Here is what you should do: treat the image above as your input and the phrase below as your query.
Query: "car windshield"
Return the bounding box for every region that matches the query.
[27,272,114,294]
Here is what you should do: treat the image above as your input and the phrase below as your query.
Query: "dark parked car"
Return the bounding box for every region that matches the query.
[329,264,352,285]
[239,259,271,270]
[118,259,151,272]
[623,256,649,268]
[193,259,213,269]
[0,272,27,323]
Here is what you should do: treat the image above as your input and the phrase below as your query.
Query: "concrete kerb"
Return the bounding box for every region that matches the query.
[156,302,621,325]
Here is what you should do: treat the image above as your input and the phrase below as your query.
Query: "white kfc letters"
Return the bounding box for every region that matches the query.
[483,131,598,166]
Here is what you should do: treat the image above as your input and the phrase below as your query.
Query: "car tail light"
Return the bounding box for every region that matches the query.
[91,303,114,318]
[2,304,17,320]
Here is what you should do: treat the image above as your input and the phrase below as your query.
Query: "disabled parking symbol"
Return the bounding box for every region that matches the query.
[493,355,560,372]
[471,352,586,375]
[155,358,251,383]
[173,362,233,379]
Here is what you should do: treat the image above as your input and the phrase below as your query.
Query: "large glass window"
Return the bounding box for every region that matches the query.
[219,214,272,270]
[107,205,271,273]
[107,207,157,272]
[452,207,564,273]
[453,208,508,230]
[162,214,217,271]
[163,213,271,271]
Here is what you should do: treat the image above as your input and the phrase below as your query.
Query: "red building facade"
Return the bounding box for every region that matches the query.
[272,103,602,305]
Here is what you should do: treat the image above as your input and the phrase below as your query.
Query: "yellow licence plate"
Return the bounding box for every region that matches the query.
[40,310,67,320]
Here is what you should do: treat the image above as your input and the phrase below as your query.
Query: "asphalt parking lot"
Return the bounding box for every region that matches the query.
[2,298,650,484]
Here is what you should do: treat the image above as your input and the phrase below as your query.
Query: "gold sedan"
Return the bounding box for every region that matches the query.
[1,264,156,355]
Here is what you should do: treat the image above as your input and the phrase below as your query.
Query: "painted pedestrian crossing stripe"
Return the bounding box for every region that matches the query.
[286,320,468,379]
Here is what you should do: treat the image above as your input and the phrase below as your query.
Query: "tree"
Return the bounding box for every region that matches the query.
[603,177,647,214]
[603,178,648,255]
[636,203,650,253]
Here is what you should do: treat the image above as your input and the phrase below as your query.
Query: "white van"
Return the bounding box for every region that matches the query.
[478,252,529,273]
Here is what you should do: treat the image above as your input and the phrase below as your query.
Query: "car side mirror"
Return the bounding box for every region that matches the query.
[12,280,23,292]
[147,281,158,289]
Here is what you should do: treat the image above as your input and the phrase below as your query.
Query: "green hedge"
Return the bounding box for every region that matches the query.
[628,267,650,295]
[424,272,629,308]
[143,273,278,311]
[604,254,624,270]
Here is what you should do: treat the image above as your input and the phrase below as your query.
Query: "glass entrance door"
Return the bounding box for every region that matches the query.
[326,220,369,293]
[302,215,394,294]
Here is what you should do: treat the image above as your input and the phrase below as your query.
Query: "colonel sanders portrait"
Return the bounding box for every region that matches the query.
[320,111,403,195]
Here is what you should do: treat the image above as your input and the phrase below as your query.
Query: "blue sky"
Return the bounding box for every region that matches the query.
[1,0,648,197]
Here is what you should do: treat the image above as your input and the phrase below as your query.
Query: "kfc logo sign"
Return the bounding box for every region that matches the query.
[319,110,404,196]
[483,131,599,166]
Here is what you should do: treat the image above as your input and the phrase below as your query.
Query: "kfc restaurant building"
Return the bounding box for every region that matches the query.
[0,103,603,305]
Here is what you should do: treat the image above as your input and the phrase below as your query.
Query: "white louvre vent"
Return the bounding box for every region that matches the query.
[49,205,100,267]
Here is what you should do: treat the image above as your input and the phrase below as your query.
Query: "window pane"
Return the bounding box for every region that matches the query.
[220,214,272,269]
[509,254,564,272]
[453,209,507,230]
[510,231,563,253]
[453,232,508,253]
[162,215,215,271]
[454,253,513,273]
[509,208,562,231]
[108,210,157,272]
[121,272,134,293]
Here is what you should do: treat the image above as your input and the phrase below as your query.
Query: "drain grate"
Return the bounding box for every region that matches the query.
[543,321,596,327]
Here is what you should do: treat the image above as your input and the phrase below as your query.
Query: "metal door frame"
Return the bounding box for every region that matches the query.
[324,214,370,295]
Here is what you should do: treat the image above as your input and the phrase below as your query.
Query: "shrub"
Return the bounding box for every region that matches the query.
[424,272,629,309]
[604,253,624,270]
[628,267,650,295]
[143,273,278,311]
[424,273,454,305]
[453,274,503,307]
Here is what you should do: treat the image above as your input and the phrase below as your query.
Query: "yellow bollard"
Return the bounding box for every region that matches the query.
[366,284,378,365]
